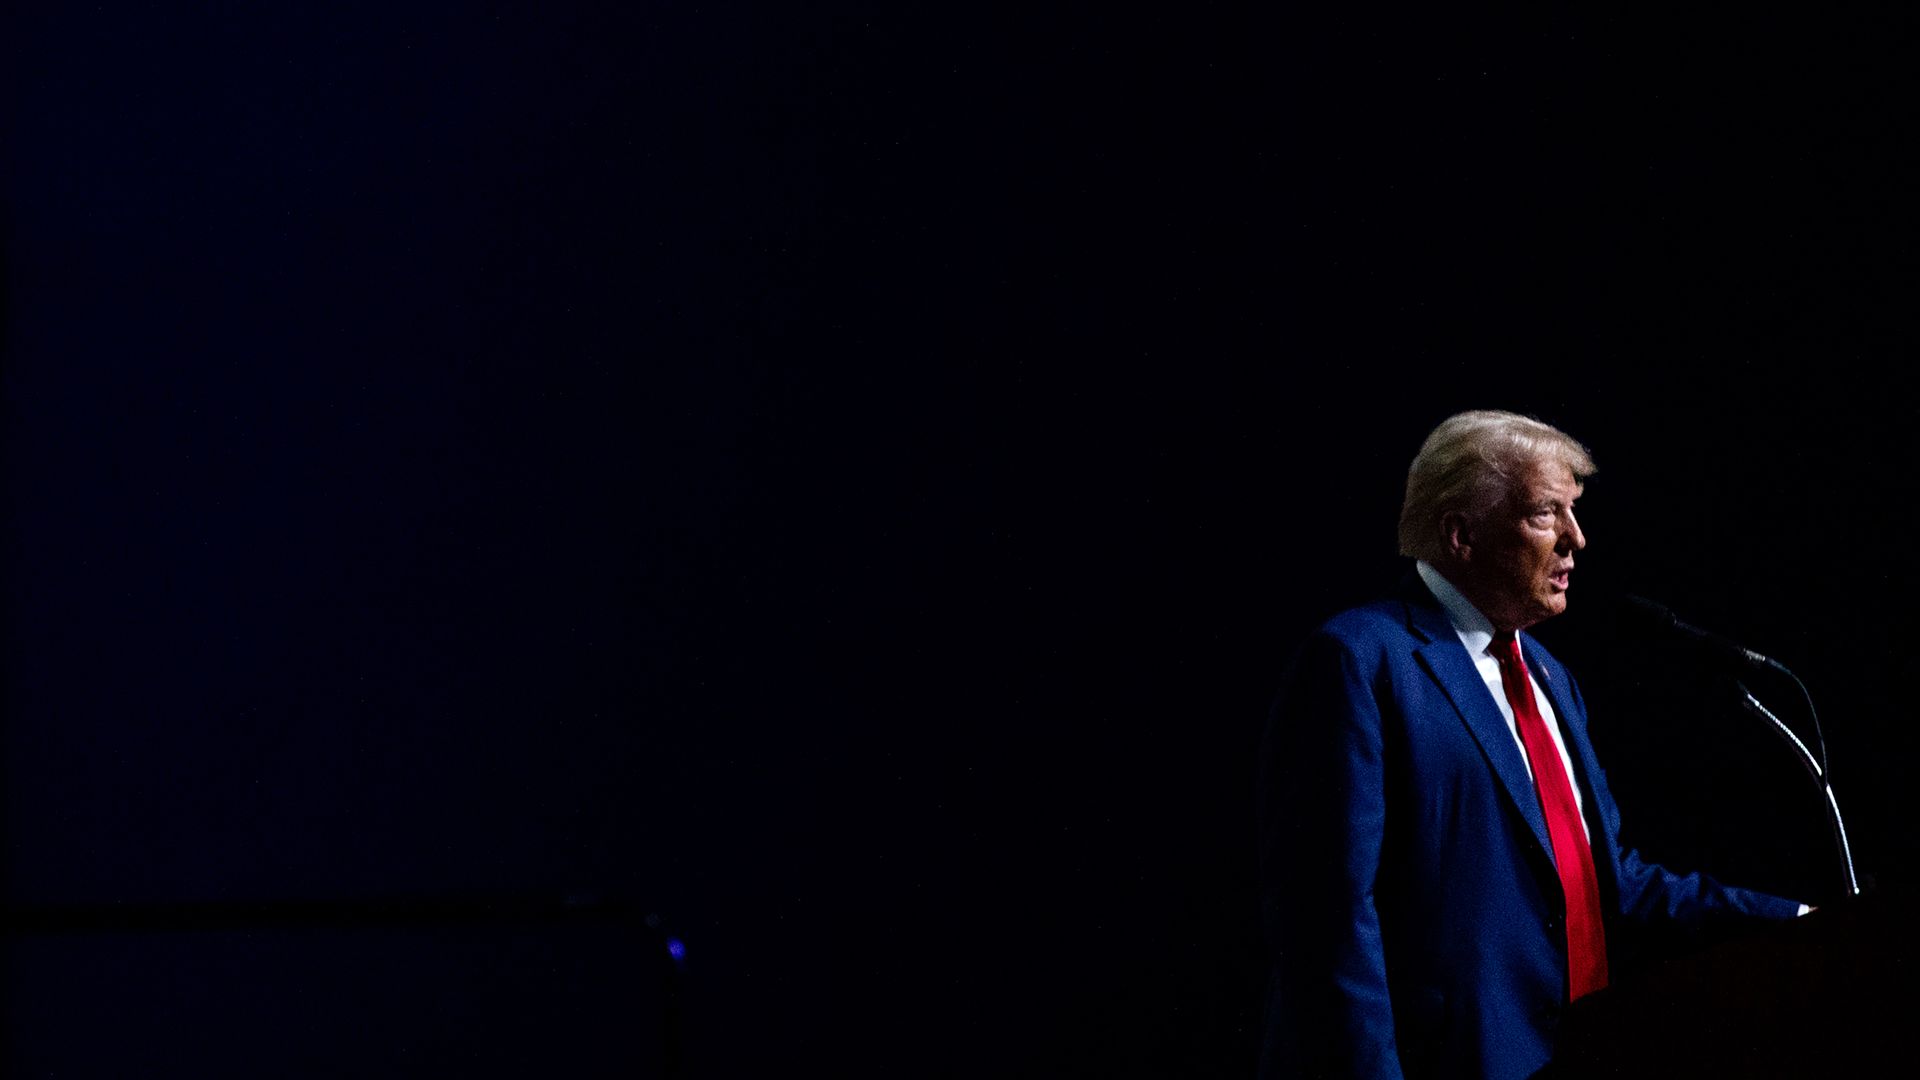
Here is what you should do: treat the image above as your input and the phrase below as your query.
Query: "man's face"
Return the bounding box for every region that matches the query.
[1463,460,1586,631]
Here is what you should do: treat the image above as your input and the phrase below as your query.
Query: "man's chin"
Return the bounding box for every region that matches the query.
[1528,593,1569,623]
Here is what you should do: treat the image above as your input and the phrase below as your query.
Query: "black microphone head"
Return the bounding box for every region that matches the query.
[1622,594,1678,630]
[1620,594,1783,671]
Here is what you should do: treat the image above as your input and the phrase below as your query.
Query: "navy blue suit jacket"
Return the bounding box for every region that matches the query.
[1258,575,1797,1079]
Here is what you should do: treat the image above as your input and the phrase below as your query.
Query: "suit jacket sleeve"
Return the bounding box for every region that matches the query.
[1561,670,1804,928]
[1259,628,1405,1080]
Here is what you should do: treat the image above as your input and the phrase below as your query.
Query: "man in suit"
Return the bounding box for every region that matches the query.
[1257,410,1802,1079]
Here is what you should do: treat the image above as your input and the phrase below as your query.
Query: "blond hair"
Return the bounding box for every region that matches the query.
[1396,410,1596,562]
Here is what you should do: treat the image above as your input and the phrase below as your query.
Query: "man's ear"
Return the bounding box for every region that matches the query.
[1441,511,1473,561]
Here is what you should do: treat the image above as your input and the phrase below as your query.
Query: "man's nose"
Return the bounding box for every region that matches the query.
[1562,512,1586,552]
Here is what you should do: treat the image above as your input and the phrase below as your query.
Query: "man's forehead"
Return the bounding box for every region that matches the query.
[1517,460,1582,499]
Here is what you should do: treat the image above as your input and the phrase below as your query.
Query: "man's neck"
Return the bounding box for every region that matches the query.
[1415,561,1500,638]
[1419,559,1527,633]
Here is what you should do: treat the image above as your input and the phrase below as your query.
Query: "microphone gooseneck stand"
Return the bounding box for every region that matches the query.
[1736,673,1861,900]
[1627,595,1861,901]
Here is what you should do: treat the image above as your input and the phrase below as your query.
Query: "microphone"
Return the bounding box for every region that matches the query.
[1622,595,1789,673]
[1622,596,1856,899]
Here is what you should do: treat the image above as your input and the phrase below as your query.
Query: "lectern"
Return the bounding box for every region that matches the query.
[1552,884,1911,1076]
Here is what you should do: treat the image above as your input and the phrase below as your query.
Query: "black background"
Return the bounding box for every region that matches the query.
[4,4,1915,1076]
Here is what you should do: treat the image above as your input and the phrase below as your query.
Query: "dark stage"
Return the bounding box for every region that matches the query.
[4,5,1915,1076]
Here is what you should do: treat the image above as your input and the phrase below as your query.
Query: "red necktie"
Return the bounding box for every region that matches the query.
[1491,631,1609,1001]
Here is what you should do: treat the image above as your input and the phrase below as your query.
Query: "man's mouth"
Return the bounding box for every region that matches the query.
[1549,568,1572,590]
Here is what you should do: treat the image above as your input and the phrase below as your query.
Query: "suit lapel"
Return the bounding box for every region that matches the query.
[1526,638,1579,750]
[1526,637,1624,883]
[1402,582,1555,858]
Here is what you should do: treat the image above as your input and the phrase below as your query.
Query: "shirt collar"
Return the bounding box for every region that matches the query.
[1415,560,1499,658]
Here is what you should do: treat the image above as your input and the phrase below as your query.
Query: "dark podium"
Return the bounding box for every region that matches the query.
[1550,884,1911,1076]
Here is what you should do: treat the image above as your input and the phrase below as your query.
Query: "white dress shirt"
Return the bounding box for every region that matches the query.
[1412,562,1812,915]
[1415,560,1590,839]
